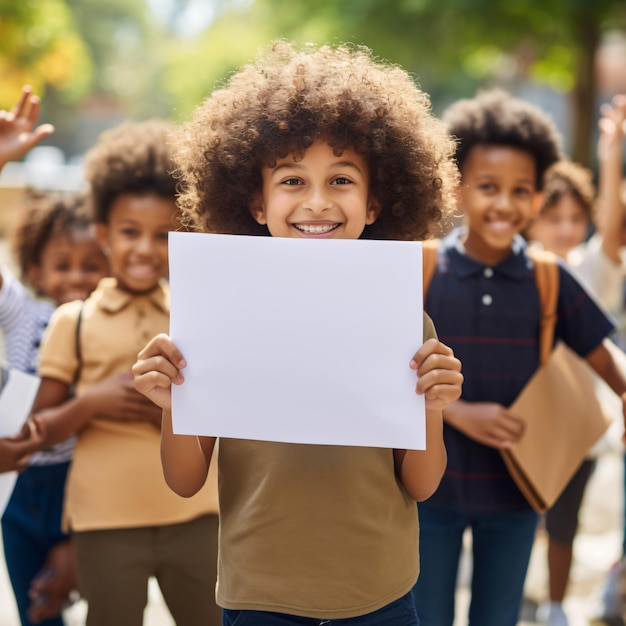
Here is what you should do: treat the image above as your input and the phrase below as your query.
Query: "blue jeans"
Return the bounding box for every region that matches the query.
[412,503,538,626]
[222,591,418,625]
[1,462,70,626]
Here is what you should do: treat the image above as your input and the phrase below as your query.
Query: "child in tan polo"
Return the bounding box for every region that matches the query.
[24,120,220,626]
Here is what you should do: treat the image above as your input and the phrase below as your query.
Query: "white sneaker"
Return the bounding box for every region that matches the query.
[536,601,569,626]
[589,557,626,625]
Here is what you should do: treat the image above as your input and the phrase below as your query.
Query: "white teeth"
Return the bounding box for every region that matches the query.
[295,223,339,234]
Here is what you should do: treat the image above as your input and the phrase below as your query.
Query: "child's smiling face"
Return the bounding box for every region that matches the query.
[527,194,589,259]
[459,144,539,266]
[28,230,108,305]
[97,192,176,294]
[251,140,380,240]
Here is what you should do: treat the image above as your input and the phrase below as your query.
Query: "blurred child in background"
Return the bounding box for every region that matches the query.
[0,86,109,626]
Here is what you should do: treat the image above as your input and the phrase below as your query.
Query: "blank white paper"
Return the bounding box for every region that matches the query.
[0,369,41,516]
[169,232,425,449]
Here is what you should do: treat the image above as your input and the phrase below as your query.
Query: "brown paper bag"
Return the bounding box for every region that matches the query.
[501,341,612,512]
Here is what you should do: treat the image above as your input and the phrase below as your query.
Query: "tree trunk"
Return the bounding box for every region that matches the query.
[570,11,600,167]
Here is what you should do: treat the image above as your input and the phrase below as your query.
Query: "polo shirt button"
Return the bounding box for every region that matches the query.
[484,267,494,278]
[482,294,493,306]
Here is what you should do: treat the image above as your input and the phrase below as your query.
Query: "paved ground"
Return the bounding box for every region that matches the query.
[0,449,623,625]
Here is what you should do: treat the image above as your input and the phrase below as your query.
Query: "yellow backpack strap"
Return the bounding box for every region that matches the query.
[422,239,440,298]
[528,248,560,366]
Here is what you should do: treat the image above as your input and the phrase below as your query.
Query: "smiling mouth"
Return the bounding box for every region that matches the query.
[293,223,340,234]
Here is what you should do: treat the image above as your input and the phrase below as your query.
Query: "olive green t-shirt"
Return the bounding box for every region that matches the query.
[216,313,437,618]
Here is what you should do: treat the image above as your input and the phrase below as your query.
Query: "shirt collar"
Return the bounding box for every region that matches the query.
[95,277,170,314]
[442,227,532,281]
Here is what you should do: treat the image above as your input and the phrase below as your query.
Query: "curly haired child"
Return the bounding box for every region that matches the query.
[132,40,464,625]
[411,89,626,626]
[23,118,220,626]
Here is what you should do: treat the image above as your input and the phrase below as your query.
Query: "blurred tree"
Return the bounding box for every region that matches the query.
[160,0,626,165]
[0,0,92,109]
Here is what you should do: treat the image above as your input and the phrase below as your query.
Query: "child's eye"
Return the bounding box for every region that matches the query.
[478,183,496,193]
[121,228,139,237]
[281,178,302,186]
[331,177,352,185]
[156,232,169,241]
[55,263,70,272]
[515,187,532,197]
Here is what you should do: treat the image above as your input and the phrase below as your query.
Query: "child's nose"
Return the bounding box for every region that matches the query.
[136,235,156,255]
[303,186,331,213]
[494,192,513,211]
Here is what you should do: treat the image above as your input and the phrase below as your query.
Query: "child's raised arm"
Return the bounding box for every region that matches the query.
[133,333,215,497]
[0,85,54,171]
[584,338,626,442]
[596,94,626,263]
[394,338,462,501]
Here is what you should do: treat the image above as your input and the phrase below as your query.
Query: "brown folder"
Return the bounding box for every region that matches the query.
[501,342,612,512]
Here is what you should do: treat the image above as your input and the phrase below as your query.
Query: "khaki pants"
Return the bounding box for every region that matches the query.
[73,514,220,626]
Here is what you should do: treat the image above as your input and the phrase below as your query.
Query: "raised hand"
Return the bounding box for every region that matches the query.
[0,85,55,169]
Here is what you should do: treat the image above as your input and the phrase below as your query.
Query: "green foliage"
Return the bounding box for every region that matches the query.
[0,0,93,108]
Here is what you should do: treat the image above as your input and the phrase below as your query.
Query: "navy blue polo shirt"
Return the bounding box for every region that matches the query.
[425,228,615,514]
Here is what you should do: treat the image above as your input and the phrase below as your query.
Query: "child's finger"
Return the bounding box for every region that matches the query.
[409,338,454,370]
[11,85,32,118]
[416,368,463,397]
[137,333,186,369]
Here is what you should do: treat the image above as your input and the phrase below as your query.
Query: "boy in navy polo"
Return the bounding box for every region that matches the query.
[412,89,626,626]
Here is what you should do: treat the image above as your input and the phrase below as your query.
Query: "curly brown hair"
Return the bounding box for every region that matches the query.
[443,89,562,189]
[175,41,459,241]
[83,119,177,224]
[540,160,595,218]
[11,189,94,286]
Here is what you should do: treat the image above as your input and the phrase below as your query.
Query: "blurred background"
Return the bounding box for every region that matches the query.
[0,0,625,191]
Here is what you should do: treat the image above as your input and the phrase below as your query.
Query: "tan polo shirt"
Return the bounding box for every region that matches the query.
[38,277,217,531]
[216,313,437,618]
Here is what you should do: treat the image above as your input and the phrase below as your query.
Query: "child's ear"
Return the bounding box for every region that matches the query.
[96,223,110,252]
[365,197,382,225]
[26,265,42,291]
[249,195,267,225]
[532,192,543,215]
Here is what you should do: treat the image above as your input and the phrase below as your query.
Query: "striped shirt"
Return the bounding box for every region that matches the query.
[423,228,615,514]
[0,270,74,465]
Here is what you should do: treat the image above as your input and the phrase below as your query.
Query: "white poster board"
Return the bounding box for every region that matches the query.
[169,232,425,449]
[0,369,41,515]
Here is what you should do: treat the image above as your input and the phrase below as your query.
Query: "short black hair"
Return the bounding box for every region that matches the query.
[443,89,562,189]
[84,119,177,224]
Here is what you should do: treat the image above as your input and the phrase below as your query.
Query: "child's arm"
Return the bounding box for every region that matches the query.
[0,85,54,172]
[30,372,163,446]
[0,423,46,473]
[132,333,215,497]
[596,95,626,264]
[585,338,626,441]
[394,338,463,501]
[442,400,526,450]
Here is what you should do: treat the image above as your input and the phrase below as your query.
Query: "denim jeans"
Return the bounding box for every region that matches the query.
[222,591,418,625]
[412,502,538,626]
[1,462,70,626]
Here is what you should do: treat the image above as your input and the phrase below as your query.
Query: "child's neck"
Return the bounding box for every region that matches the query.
[461,233,515,267]
[114,277,161,296]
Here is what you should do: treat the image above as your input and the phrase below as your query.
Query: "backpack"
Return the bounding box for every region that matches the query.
[421,238,559,365]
